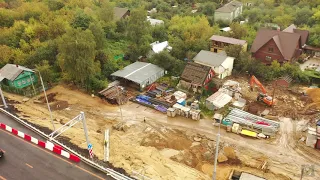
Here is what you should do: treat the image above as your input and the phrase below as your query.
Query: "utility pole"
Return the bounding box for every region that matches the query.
[0,86,8,108]
[36,70,55,131]
[212,119,221,180]
[116,86,124,121]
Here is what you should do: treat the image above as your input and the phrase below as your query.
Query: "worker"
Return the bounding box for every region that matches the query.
[144,117,146,123]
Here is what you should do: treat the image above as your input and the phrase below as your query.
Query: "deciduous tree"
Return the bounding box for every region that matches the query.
[58,28,99,86]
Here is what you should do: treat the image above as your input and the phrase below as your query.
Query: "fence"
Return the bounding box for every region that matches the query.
[1,83,50,98]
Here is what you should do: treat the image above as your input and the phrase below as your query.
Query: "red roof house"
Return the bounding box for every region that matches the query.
[250,24,309,64]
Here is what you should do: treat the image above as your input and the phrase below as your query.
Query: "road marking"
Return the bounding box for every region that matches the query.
[0,129,105,180]
[25,163,33,169]
[0,175,7,180]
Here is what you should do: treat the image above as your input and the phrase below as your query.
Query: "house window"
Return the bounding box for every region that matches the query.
[268,47,273,53]
[265,56,272,61]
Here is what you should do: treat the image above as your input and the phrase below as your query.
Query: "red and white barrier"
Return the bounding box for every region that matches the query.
[0,123,80,163]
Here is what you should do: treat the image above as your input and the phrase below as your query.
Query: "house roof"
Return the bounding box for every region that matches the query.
[180,62,211,85]
[216,1,242,13]
[282,24,297,32]
[206,91,232,109]
[0,64,34,81]
[193,50,229,67]
[250,28,301,60]
[150,41,171,53]
[114,7,129,20]
[111,62,164,85]
[210,35,247,46]
[147,16,164,26]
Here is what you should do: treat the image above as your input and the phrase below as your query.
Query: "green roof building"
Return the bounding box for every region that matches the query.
[0,64,37,89]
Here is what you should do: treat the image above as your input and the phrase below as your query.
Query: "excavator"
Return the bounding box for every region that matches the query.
[249,75,275,106]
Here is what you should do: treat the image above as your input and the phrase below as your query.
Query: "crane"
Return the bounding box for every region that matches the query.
[249,75,275,106]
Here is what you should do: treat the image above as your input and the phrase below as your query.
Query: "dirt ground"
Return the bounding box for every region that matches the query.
[2,84,320,180]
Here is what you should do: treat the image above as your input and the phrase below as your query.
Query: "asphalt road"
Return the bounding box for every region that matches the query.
[0,112,109,180]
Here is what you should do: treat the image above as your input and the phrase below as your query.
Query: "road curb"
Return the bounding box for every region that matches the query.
[0,108,135,180]
[0,122,80,162]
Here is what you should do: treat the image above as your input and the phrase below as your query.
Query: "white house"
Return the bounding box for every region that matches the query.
[193,50,235,79]
[147,16,164,26]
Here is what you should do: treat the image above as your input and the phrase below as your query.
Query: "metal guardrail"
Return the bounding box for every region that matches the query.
[0,108,135,180]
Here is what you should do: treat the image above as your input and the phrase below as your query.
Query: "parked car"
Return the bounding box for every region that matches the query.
[0,148,4,158]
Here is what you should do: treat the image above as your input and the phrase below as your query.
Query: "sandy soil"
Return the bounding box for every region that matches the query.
[2,84,320,180]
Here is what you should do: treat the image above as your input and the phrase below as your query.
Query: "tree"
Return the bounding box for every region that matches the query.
[273,14,294,28]
[48,17,68,39]
[294,7,313,26]
[225,45,243,59]
[47,0,64,11]
[58,28,99,86]
[199,2,216,16]
[35,60,55,83]
[168,15,214,59]
[71,10,92,30]
[97,1,114,24]
[89,22,105,50]
[0,9,15,27]
[148,51,185,76]
[127,8,152,61]
[0,45,13,66]
[228,22,247,39]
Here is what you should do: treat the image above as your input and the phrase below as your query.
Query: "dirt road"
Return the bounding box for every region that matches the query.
[3,85,320,180]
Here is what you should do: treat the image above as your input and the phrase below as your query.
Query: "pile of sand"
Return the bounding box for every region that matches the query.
[109,133,210,180]
[306,88,320,107]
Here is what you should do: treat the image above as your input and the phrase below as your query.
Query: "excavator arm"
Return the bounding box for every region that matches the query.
[250,75,267,94]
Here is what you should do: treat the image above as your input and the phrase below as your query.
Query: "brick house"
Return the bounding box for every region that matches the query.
[209,35,247,53]
[250,24,309,64]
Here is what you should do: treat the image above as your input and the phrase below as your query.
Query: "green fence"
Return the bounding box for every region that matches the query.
[1,84,50,98]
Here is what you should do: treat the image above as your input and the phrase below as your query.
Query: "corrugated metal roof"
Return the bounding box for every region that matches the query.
[0,64,34,81]
[206,91,232,109]
[147,16,164,26]
[111,62,164,85]
[210,35,247,45]
[193,50,228,67]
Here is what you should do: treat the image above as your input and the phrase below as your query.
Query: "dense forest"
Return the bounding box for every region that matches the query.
[0,0,319,91]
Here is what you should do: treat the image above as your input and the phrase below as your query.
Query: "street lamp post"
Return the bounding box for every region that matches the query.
[34,69,55,131]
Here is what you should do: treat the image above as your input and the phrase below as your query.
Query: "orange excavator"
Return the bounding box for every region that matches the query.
[249,75,275,106]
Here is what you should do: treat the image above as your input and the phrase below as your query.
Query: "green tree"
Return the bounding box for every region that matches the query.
[71,10,92,30]
[225,45,243,59]
[228,22,247,39]
[97,1,114,23]
[58,28,99,86]
[89,22,105,50]
[273,14,294,28]
[47,0,64,11]
[148,51,185,76]
[294,7,313,26]
[127,8,152,61]
[48,17,68,39]
[35,60,55,83]
[0,9,15,27]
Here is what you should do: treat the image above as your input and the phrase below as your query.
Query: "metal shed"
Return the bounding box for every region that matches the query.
[111,62,165,90]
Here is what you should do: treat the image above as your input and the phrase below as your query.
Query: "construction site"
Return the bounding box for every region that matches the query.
[2,74,320,180]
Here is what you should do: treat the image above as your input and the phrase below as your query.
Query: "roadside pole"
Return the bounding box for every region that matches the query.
[104,129,110,162]
[0,86,8,108]
[212,120,221,180]
[81,112,94,160]
[36,70,55,131]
